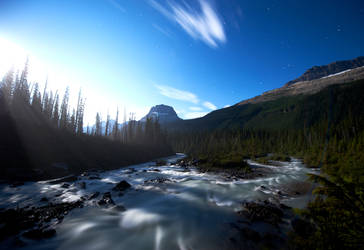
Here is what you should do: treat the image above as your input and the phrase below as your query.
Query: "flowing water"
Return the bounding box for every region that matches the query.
[0,154,319,250]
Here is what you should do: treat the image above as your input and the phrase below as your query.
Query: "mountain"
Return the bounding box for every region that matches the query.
[166,57,364,132]
[141,104,181,124]
[237,65,364,105]
[285,56,364,86]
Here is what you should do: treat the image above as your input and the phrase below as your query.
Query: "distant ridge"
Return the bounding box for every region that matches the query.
[237,59,364,106]
[285,56,364,86]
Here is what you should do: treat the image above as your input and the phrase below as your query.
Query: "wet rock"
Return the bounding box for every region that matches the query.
[98,192,115,206]
[40,197,49,202]
[144,177,171,184]
[0,200,83,241]
[238,201,284,226]
[89,192,100,200]
[23,228,56,240]
[112,205,126,212]
[155,160,167,166]
[61,183,70,189]
[151,168,161,172]
[112,180,131,191]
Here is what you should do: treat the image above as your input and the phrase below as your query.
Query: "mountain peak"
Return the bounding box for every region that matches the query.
[141,104,181,123]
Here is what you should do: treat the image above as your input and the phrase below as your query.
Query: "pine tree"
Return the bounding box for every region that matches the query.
[0,68,14,104]
[95,112,102,136]
[60,87,70,129]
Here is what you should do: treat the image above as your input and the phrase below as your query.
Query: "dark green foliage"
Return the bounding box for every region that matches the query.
[167,79,364,248]
[289,174,364,249]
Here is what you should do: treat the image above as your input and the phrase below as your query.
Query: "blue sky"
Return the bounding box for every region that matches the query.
[1,0,364,122]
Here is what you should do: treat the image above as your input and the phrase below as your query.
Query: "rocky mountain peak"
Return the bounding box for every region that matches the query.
[141,104,181,123]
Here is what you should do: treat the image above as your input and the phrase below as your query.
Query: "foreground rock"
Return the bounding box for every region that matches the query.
[98,192,115,206]
[112,180,131,192]
[0,200,83,243]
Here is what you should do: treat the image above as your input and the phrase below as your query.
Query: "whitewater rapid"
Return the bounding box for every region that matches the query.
[0,154,318,250]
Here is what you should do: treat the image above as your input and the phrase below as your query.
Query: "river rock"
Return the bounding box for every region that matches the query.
[112,180,131,191]
[0,200,83,241]
[40,197,49,202]
[98,192,115,206]
[238,201,284,226]
[89,192,100,200]
[144,177,171,184]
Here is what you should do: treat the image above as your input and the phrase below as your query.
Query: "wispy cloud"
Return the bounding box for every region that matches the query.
[107,0,126,13]
[189,106,203,111]
[155,85,199,104]
[149,0,226,48]
[152,24,173,38]
[203,101,217,110]
[184,111,208,119]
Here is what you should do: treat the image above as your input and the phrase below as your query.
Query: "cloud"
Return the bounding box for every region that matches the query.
[203,101,217,110]
[107,0,126,12]
[155,85,199,104]
[184,111,208,119]
[149,0,226,48]
[152,24,173,38]
[189,106,203,111]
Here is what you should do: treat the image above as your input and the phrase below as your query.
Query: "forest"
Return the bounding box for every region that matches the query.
[167,79,364,249]
[0,61,173,181]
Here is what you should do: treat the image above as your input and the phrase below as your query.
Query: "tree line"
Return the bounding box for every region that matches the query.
[0,59,166,146]
[0,60,172,180]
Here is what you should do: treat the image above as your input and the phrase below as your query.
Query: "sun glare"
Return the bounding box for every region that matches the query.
[0,37,29,78]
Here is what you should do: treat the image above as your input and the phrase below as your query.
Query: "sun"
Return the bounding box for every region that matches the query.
[0,37,29,78]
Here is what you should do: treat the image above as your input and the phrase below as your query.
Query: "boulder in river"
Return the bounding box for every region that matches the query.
[144,177,171,184]
[98,192,115,206]
[112,180,131,191]
[88,192,100,200]
[238,200,284,226]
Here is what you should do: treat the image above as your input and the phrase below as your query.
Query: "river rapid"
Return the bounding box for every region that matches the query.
[0,154,319,250]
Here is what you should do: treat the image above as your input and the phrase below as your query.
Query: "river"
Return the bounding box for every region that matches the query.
[0,154,319,250]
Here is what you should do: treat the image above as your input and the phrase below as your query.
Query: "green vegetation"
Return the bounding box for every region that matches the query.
[167,79,364,248]
[194,154,251,173]
[255,154,291,165]
[289,174,364,249]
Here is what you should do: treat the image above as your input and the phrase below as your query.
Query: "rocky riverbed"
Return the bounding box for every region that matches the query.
[0,154,319,249]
